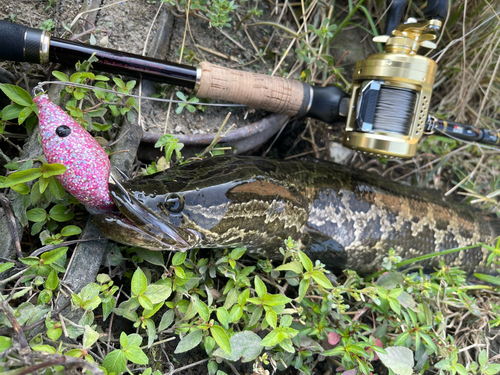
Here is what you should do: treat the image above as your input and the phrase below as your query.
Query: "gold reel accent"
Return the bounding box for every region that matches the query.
[343,20,441,159]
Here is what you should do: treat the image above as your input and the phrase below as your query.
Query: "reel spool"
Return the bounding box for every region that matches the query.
[343,19,441,159]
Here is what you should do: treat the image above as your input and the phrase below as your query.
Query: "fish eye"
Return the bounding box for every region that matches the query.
[55,125,71,137]
[164,194,184,213]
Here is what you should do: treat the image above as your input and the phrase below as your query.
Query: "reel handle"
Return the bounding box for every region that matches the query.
[0,20,49,64]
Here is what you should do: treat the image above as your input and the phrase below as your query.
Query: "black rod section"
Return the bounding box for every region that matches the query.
[49,38,198,89]
[426,117,500,146]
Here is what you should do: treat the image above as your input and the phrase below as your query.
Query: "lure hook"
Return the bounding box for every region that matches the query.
[33,84,45,97]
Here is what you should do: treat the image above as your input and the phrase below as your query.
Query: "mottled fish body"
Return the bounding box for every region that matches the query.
[95,156,498,275]
[35,97,498,275]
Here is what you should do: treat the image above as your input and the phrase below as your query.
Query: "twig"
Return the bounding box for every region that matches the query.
[444,151,484,196]
[58,313,69,338]
[0,301,29,353]
[0,267,29,286]
[30,238,105,257]
[107,285,123,355]
[18,354,103,375]
[169,358,209,374]
[0,194,23,258]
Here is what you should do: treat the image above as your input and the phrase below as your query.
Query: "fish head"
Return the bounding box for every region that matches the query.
[34,94,115,213]
[99,156,307,253]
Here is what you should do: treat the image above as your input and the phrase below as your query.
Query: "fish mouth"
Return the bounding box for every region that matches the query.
[98,175,202,251]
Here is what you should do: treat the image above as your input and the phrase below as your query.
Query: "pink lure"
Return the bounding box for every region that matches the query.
[34,94,115,213]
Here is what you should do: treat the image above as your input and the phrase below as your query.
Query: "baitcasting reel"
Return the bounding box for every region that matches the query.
[343,1,443,159]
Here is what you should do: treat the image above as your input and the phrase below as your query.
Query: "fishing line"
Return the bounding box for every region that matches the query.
[372,87,417,134]
[33,80,248,107]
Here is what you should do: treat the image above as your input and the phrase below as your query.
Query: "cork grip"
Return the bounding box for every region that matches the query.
[196,61,310,117]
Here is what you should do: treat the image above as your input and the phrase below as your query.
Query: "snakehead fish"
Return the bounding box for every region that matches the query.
[35,95,499,275]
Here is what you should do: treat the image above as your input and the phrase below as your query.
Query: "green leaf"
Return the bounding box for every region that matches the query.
[474,273,500,286]
[11,182,30,195]
[213,331,262,362]
[3,168,42,187]
[49,204,74,222]
[210,325,231,355]
[484,364,500,375]
[216,307,230,329]
[131,267,148,296]
[38,176,49,194]
[0,336,13,352]
[18,106,33,124]
[0,262,14,274]
[229,304,243,323]
[377,346,414,375]
[254,275,267,298]
[297,278,310,303]
[125,345,149,365]
[41,247,68,265]
[454,363,468,375]
[158,309,174,331]
[103,349,127,374]
[309,270,334,289]
[52,71,70,82]
[205,336,216,355]
[41,163,67,178]
[32,344,57,354]
[172,252,187,266]
[388,297,401,315]
[127,333,143,348]
[119,331,129,348]
[1,103,24,121]
[145,318,156,348]
[102,297,115,322]
[144,282,172,304]
[275,260,303,274]
[83,325,99,349]
[298,250,313,272]
[197,299,210,322]
[174,329,203,353]
[377,272,403,289]
[44,269,59,290]
[133,248,165,266]
[138,294,154,310]
[263,294,292,306]
[113,77,126,89]
[61,225,82,237]
[479,349,488,367]
[248,306,263,328]
[261,329,284,347]
[174,267,185,279]
[397,291,416,309]
[229,247,246,260]
[27,208,48,223]
[0,84,34,106]
[266,310,277,329]
[280,315,293,328]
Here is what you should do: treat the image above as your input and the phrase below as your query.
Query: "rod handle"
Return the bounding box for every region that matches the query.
[196,61,311,118]
[0,20,48,63]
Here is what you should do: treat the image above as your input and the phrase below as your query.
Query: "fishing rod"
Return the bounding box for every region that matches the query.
[0,0,498,158]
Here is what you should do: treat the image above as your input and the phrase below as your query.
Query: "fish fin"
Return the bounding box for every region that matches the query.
[302,226,347,273]
[109,167,129,185]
